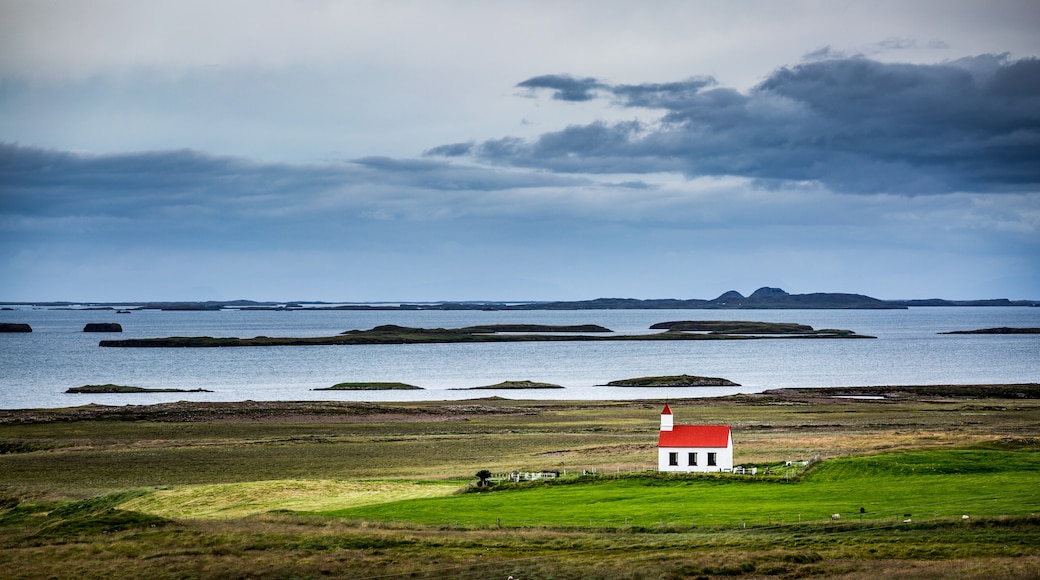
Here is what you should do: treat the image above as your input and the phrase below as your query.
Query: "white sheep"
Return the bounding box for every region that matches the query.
[831,513,840,520]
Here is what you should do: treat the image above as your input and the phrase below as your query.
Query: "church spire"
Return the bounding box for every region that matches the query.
[660,404,673,431]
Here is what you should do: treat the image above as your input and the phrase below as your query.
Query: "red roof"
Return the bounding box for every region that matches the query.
[659,425,731,448]
[661,404,672,415]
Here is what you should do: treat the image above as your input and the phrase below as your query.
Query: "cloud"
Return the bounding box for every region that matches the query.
[0,144,329,221]
[871,37,950,53]
[516,74,608,102]
[802,46,855,61]
[0,143,593,225]
[423,142,474,157]
[434,54,1040,195]
[2,142,1037,301]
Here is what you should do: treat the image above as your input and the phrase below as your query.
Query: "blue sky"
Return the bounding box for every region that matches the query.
[1,1,1038,302]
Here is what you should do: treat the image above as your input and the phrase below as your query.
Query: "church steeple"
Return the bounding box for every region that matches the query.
[660,404,673,431]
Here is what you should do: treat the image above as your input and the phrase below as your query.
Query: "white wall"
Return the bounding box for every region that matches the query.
[658,445,733,472]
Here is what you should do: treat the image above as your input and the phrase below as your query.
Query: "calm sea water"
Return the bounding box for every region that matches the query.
[1,306,1037,409]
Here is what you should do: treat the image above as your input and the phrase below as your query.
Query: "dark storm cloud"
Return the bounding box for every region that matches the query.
[609,78,718,109]
[423,142,474,157]
[0,144,337,219]
[516,74,607,101]
[444,55,1040,194]
[0,144,587,224]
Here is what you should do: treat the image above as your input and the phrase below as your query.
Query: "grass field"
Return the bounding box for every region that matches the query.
[120,479,463,519]
[2,388,1039,578]
[317,446,1040,529]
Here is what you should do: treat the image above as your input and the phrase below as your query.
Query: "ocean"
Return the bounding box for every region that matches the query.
[1,306,1037,409]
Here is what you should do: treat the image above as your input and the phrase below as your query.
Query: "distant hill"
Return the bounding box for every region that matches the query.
[502,287,904,310]
[3,288,1037,310]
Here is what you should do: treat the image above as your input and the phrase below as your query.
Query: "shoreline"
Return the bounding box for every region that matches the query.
[2,383,1036,424]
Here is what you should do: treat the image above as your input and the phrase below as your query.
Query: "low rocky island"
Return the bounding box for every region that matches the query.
[452,380,564,390]
[649,320,863,337]
[313,382,423,391]
[98,321,873,347]
[939,327,1040,335]
[603,374,740,387]
[66,384,213,394]
[83,323,123,332]
[0,323,32,333]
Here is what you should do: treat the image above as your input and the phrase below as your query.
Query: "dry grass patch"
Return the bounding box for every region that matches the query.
[120,479,462,519]
[734,430,996,462]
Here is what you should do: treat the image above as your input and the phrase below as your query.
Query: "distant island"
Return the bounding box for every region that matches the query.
[98,321,874,347]
[313,382,423,391]
[83,323,122,332]
[5,286,1036,311]
[0,323,32,333]
[939,327,1040,335]
[66,384,213,394]
[604,374,740,387]
[452,380,564,390]
[648,320,861,336]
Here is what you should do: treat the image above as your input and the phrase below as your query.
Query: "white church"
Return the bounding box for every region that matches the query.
[657,404,733,472]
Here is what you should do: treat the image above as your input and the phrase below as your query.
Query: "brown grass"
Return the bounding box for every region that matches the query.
[1,387,1039,578]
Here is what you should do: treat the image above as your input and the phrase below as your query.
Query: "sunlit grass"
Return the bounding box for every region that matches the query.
[120,479,463,519]
[314,447,1040,529]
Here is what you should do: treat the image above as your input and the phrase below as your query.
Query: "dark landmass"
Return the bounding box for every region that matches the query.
[759,383,1040,400]
[939,327,1040,335]
[0,323,32,333]
[98,322,873,347]
[453,380,564,390]
[83,322,122,332]
[605,374,740,387]
[649,320,859,336]
[5,286,1036,311]
[66,384,213,394]
[0,400,530,424]
[313,382,423,391]
[903,298,1035,307]
[519,287,906,310]
[326,287,906,310]
[3,384,1039,425]
[451,324,611,333]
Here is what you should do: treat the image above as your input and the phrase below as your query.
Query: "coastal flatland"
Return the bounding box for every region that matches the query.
[1,384,1038,578]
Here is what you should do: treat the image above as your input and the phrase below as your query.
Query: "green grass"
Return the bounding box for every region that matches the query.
[0,490,169,539]
[311,447,1040,529]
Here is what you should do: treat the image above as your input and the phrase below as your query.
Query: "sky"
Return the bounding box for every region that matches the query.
[1,1,1039,302]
